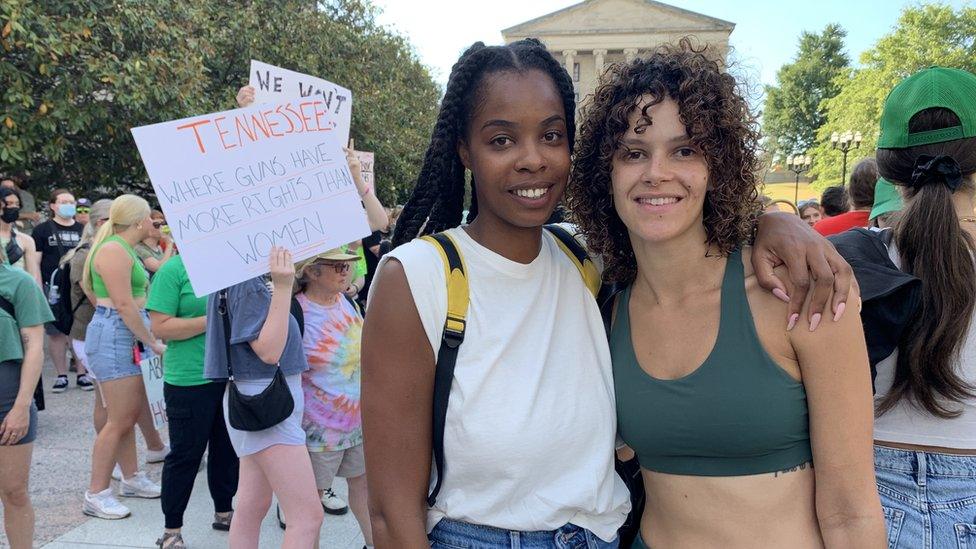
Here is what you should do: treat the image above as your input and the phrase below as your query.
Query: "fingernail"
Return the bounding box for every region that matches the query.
[832,302,846,322]
[809,313,822,332]
[787,313,799,331]
[772,288,790,303]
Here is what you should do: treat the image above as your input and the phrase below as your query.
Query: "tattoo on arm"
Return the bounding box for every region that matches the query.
[773,461,813,478]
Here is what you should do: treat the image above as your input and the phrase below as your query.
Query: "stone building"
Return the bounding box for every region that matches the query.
[501,0,734,107]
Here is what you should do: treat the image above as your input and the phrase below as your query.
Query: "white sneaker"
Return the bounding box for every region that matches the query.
[111,464,122,481]
[322,487,349,515]
[119,471,161,499]
[146,443,170,464]
[83,488,131,519]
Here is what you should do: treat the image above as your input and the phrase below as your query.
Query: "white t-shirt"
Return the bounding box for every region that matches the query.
[375,226,630,541]
[873,242,976,448]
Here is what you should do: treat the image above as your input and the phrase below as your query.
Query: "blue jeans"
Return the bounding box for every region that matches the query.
[875,445,976,549]
[84,306,152,382]
[429,518,619,549]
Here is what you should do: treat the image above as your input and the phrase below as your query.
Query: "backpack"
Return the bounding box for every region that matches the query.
[47,245,86,336]
[421,224,601,507]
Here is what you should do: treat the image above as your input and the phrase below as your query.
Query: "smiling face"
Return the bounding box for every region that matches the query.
[458,69,571,230]
[610,96,709,245]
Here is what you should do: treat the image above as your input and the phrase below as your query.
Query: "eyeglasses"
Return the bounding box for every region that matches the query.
[152,221,166,228]
[313,262,351,274]
[76,207,91,214]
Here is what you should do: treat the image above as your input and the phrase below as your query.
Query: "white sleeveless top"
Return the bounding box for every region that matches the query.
[376,227,630,541]
[873,242,976,448]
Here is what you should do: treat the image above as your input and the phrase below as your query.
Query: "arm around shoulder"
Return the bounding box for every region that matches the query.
[362,258,437,549]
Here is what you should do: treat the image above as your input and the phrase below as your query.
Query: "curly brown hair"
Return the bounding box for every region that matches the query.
[565,39,762,285]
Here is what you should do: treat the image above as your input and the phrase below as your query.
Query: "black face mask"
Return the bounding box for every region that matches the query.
[1,207,18,224]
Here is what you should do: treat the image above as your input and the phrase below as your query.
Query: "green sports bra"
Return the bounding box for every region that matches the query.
[90,235,149,299]
[611,249,812,476]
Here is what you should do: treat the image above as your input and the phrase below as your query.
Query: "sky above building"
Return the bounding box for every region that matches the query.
[374,0,972,92]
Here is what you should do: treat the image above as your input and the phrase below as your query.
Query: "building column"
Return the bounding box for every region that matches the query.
[593,49,607,75]
[562,49,577,79]
[623,48,639,62]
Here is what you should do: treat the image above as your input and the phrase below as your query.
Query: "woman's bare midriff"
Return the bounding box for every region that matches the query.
[639,465,824,549]
[96,297,147,310]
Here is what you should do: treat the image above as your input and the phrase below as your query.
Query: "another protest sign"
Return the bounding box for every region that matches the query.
[141,354,167,429]
[353,150,374,194]
[131,100,371,297]
[249,60,352,144]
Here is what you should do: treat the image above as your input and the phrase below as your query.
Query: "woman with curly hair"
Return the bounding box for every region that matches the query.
[565,41,885,548]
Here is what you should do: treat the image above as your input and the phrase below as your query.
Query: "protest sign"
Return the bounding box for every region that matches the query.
[353,150,374,194]
[249,60,352,144]
[141,354,167,429]
[131,100,371,297]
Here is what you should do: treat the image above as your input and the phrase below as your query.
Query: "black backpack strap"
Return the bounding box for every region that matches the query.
[419,232,468,507]
[218,290,234,380]
[290,295,306,337]
[0,294,15,320]
[342,293,363,317]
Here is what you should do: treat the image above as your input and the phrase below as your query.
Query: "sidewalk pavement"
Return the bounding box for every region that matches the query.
[0,357,366,548]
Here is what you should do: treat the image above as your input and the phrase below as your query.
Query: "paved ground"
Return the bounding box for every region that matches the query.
[0,356,366,548]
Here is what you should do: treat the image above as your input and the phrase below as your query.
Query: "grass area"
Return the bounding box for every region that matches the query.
[758,182,819,204]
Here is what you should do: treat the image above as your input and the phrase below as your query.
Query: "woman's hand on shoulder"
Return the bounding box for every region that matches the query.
[751,212,855,330]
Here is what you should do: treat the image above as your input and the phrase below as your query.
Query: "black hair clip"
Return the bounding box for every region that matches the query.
[911,155,963,192]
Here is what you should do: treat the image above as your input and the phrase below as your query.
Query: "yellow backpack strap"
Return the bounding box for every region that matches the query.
[544,224,601,298]
[417,232,468,507]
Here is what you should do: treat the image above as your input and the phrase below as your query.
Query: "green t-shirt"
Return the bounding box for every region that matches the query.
[0,264,54,363]
[145,256,208,386]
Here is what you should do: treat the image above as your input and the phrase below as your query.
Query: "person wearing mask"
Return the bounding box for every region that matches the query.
[75,198,92,227]
[203,247,323,548]
[0,243,53,549]
[815,159,879,236]
[835,66,976,548]
[135,211,173,276]
[797,199,823,228]
[148,251,237,549]
[820,185,851,218]
[66,200,169,461]
[32,188,84,393]
[0,177,40,234]
[869,179,903,229]
[292,249,372,547]
[82,195,165,520]
[0,187,41,285]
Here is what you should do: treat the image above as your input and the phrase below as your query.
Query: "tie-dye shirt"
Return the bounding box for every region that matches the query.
[296,292,363,452]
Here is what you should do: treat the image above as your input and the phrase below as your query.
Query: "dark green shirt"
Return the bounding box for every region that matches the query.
[0,264,54,363]
[145,256,207,386]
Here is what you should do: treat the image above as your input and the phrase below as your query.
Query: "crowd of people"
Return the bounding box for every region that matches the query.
[0,37,973,549]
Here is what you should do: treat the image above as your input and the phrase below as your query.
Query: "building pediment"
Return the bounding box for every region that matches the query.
[502,0,734,37]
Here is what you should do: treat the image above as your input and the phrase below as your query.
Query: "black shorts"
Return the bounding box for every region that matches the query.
[0,360,38,445]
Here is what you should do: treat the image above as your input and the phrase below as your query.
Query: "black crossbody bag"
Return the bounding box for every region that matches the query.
[219,289,294,431]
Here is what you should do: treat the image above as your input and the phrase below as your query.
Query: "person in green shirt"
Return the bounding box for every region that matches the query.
[0,254,54,549]
[146,255,237,549]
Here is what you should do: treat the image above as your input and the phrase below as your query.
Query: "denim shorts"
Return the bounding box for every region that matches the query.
[875,445,976,549]
[84,306,152,382]
[428,518,619,549]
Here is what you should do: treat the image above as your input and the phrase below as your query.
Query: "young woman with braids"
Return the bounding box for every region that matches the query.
[362,39,855,549]
[834,67,976,548]
[565,41,883,549]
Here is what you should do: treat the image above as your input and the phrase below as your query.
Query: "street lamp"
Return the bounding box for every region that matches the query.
[830,130,862,186]
[786,154,812,205]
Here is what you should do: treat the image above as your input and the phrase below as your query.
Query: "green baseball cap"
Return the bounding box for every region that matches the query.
[869,178,903,220]
[877,66,976,149]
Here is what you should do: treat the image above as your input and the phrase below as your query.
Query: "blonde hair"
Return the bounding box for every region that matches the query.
[82,194,151,292]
